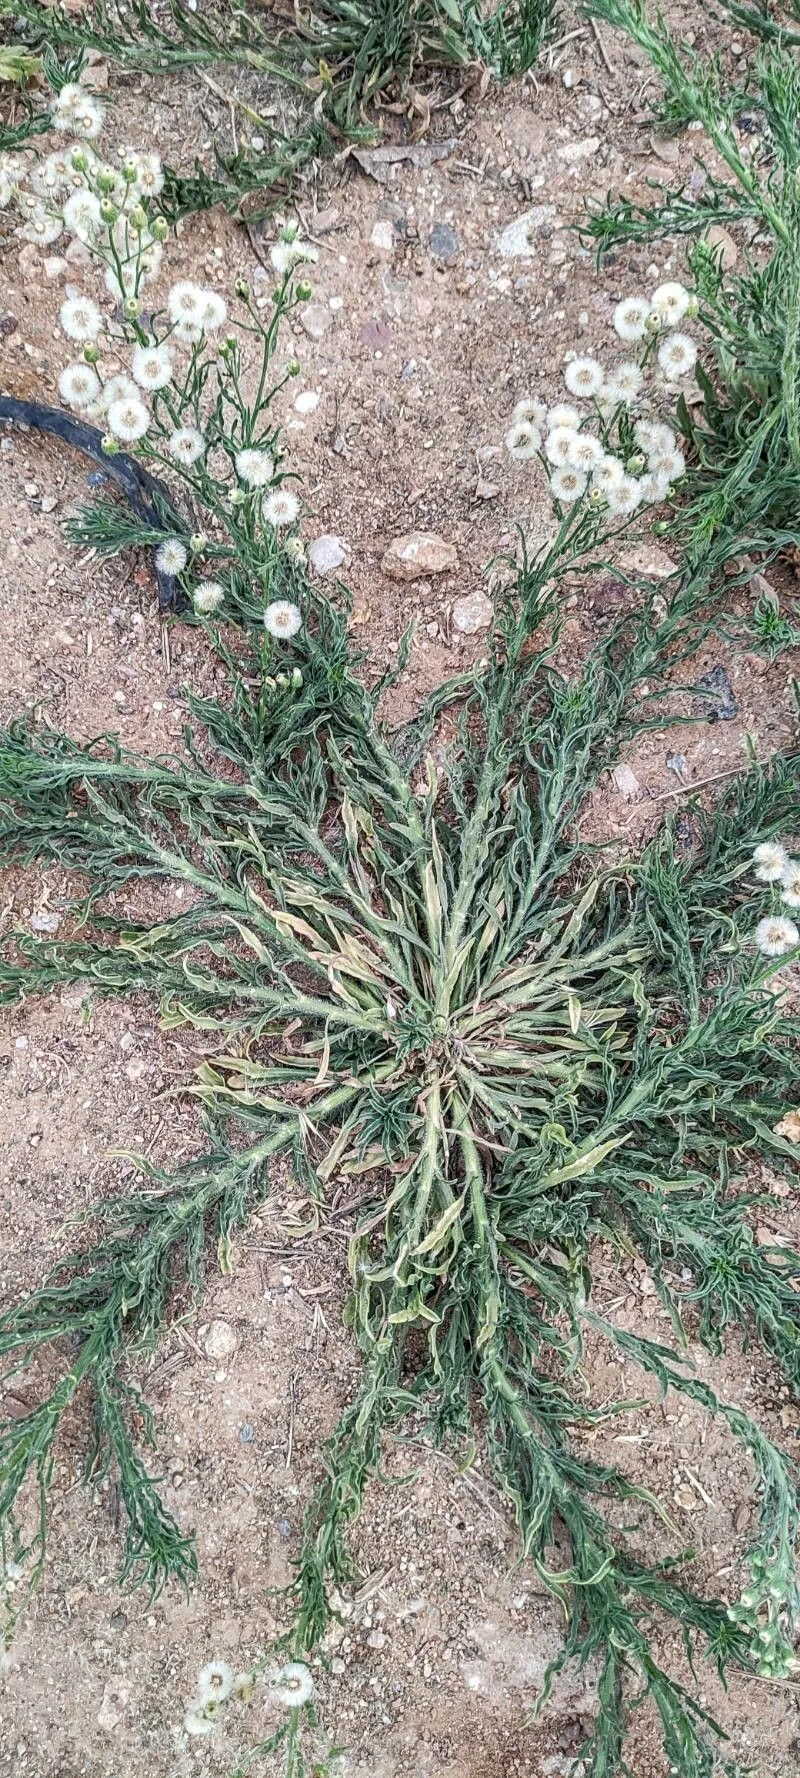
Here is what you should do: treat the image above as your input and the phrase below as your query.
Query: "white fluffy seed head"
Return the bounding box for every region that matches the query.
[168,426,205,466]
[544,425,578,466]
[235,448,274,488]
[605,474,642,517]
[563,356,605,399]
[98,374,139,411]
[636,420,678,457]
[196,1661,235,1703]
[198,289,227,331]
[613,295,651,342]
[637,471,671,505]
[107,395,150,443]
[603,360,644,405]
[264,600,302,639]
[63,188,102,240]
[512,397,548,429]
[59,295,103,342]
[121,147,164,198]
[650,281,691,326]
[547,403,580,431]
[505,421,540,461]
[263,488,301,528]
[18,203,63,245]
[657,332,698,380]
[131,341,173,391]
[193,581,225,615]
[753,842,790,883]
[168,280,204,325]
[269,1662,314,1709]
[648,447,686,484]
[780,858,800,894]
[565,432,605,473]
[155,538,188,576]
[549,465,587,504]
[592,454,625,492]
[755,915,800,957]
[58,362,101,409]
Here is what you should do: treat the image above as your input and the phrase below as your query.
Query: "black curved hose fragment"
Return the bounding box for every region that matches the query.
[0,395,187,611]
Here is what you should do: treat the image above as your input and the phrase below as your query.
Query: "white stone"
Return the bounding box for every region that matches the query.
[452,590,494,634]
[382,532,458,581]
[370,218,396,256]
[308,534,347,575]
[496,205,557,258]
[202,1319,237,1361]
[612,764,642,801]
[558,137,601,163]
[294,389,320,414]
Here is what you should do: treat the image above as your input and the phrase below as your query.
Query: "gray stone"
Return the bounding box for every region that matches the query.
[44,256,68,281]
[382,532,458,581]
[429,222,460,263]
[452,591,494,634]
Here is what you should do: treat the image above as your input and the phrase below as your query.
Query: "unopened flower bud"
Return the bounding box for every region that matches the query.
[280,220,300,243]
[235,277,250,300]
[286,358,301,377]
[275,672,288,690]
[83,344,100,364]
[295,281,312,303]
[101,434,120,455]
[628,452,646,474]
[99,200,118,223]
[291,667,303,690]
[70,149,88,172]
[151,215,168,241]
[685,294,699,317]
[230,488,246,506]
[123,296,140,318]
[97,169,118,194]
[189,532,207,553]
[129,204,147,231]
[122,159,138,182]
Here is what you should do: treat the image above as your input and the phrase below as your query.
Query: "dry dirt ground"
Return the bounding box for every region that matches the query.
[1,9,800,1778]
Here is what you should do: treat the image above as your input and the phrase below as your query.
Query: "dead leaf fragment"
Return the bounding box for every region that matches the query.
[774,1110,800,1143]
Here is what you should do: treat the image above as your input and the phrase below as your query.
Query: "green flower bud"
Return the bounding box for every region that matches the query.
[122,160,138,182]
[230,488,246,506]
[129,204,147,231]
[281,219,300,243]
[70,149,88,173]
[83,344,100,364]
[685,294,699,318]
[101,434,120,455]
[291,667,303,690]
[286,358,301,377]
[275,672,288,690]
[263,675,277,695]
[99,200,118,224]
[123,296,140,319]
[152,215,168,241]
[189,532,207,553]
[97,169,118,194]
[235,277,250,300]
[295,281,312,303]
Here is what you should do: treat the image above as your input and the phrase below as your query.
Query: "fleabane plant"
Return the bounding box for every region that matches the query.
[5,117,317,628]
[506,273,698,518]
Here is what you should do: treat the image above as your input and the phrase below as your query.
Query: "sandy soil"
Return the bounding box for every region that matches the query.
[1,10,800,1777]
